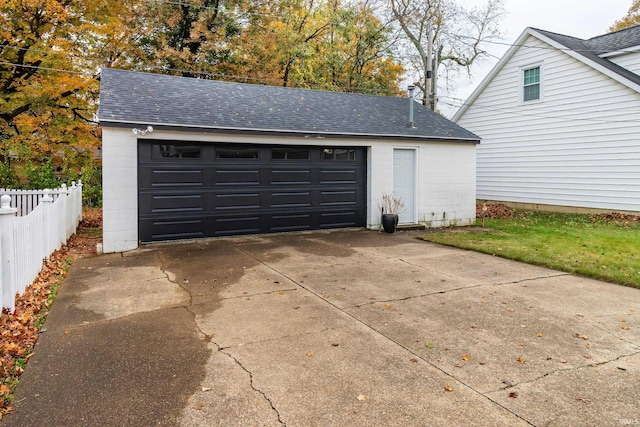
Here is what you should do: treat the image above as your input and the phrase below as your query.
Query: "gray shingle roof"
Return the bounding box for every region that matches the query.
[584,24,640,54]
[98,68,479,142]
[533,26,640,87]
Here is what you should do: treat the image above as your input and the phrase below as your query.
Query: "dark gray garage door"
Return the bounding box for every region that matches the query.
[138,141,367,242]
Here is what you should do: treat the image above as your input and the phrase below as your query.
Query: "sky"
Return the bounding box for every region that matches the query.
[439,0,634,117]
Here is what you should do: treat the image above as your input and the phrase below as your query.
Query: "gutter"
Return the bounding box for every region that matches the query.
[98,120,481,144]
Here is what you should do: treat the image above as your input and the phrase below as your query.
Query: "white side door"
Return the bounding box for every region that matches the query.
[393,149,416,224]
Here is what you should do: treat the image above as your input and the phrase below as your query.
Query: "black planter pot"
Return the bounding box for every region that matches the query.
[381,214,399,233]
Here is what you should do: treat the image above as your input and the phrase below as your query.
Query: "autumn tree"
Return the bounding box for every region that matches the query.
[1,0,404,193]
[237,0,403,94]
[119,0,268,77]
[389,0,504,109]
[0,0,112,189]
[610,0,640,31]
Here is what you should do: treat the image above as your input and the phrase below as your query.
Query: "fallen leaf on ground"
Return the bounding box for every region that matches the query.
[461,354,471,361]
[516,356,526,364]
[306,352,314,357]
[194,402,204,410]
[201,387,212,392]
[444,385,453,392]
[508,391,518,398]
[536,333,544,337]
[574,333,589,340]
[425,342,434,349]
[357,394,366,401]
[576,395,590,403]
[620,326,630,330]
[410,358,418,363]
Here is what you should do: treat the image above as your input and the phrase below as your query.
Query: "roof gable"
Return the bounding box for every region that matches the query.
[454,26,640,122]
[98,68,479,142]
[532,28,640,88]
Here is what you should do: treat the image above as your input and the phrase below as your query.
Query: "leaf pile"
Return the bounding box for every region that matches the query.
[0,209,102,417]
[589,212,640,227]
[79,208,102,229]
[476,203,516,219]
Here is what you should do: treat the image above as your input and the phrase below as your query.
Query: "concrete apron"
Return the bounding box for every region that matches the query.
[6,230,640,426]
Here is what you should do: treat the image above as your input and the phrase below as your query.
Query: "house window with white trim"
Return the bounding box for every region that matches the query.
[523,66,541,102]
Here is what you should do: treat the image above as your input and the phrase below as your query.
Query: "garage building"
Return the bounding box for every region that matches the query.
[98,68,479,253]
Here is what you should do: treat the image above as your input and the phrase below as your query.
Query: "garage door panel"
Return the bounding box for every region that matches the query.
[270,170,311,184]
[270,191,312,208]
[213,216,261,236]
[150,169,205,186]
[214,169,260,185]
[140,217,205,241]
[320,190,358,206]
[320,169,358,184]
[144,193,205,214]
[139,142,366,242]
[269,213,313,232]
[320,211,358,228]
[214,193,261,210]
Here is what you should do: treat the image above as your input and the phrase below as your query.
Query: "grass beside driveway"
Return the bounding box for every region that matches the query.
[419,210,640,289]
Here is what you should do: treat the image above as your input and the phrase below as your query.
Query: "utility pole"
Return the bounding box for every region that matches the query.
[425,20,433,109]
[432,44,441,112]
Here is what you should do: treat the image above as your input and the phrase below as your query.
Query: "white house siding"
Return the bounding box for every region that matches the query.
[608,51,640,75]
[101,128,476,253]
[456,35,640,214]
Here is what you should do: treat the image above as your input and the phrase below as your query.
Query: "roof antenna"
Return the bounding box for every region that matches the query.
[408,85,416,128]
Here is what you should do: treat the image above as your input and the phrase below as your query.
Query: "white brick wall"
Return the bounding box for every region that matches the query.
[101,128,477,252]
[102,127,139,253]
[419,143,477,227]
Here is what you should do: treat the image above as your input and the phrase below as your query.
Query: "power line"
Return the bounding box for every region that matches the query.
[0,61,95,76]
[0,60,398,95]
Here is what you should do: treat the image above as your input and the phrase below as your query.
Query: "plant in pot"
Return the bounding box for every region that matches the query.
[378,192,404,233]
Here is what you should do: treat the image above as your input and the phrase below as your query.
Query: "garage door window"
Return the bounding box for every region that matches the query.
[153,144,202,159]
[271,148,309,160]
[216,146,259,159]
[322,148,356,161]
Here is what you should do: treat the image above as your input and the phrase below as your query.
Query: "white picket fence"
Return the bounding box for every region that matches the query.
[0,182,83,312]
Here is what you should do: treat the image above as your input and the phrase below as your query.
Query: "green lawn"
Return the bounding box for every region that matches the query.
[419,211,640,289]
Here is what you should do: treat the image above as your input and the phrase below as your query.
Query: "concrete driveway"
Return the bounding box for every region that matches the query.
[5,229,640,426]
